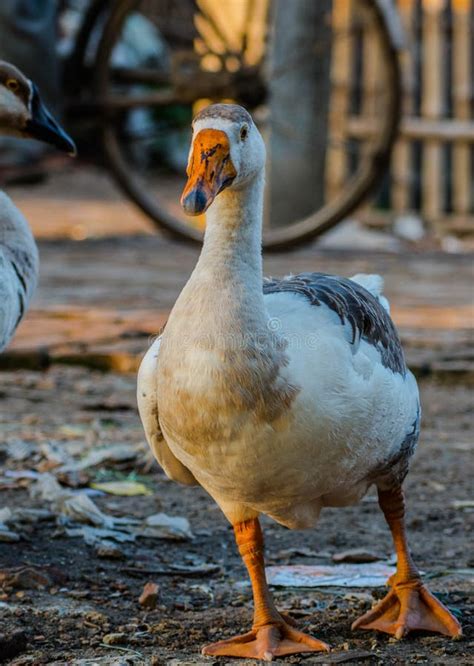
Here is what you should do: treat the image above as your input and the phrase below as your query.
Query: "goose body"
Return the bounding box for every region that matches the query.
[140,272,419,528]
[0,61,75,352]
[138,104,461,658]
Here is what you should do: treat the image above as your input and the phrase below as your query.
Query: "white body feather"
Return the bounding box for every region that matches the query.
[0,192,38,351]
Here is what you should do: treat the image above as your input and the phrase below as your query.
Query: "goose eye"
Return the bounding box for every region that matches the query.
[6,78,19,92]
[240,125,248,141]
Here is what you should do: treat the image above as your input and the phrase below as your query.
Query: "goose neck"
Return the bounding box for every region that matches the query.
[198,171,264,285]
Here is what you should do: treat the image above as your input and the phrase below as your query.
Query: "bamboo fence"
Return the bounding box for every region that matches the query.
[327,0,473,233]
[191,0,473,232]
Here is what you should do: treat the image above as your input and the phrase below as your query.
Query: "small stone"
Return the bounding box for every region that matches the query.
[393,214,425,241]
[343,592,373,603]
[102,632,126,645]
[139,581,160,610]
[67,590,90,599]
[95,541,125,560]
[433,648,446,656]
[85,611,108,625]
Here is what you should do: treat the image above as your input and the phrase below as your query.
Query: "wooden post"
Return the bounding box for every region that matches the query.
[361,6,382,121]
[268,0,333,227]
[452,0,472,215]
[392,0,416,213]
[325,0,353,202]
[358,2,383,214]
[421,0,445,223]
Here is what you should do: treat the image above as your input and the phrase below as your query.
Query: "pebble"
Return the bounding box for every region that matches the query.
[139,581,160,609]
[95,541,125,560]
[393,214,425,241]
[102,632,126,645]
[342,592,373,603]
[85,610,108,625]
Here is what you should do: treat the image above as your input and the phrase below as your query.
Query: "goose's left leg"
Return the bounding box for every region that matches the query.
[202,517,330,660]
[352,486,462,639]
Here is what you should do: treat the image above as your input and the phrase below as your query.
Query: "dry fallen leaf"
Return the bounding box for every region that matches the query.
[90,480,152,496]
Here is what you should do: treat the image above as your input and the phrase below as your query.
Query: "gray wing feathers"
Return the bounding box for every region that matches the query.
[263,272,406,375]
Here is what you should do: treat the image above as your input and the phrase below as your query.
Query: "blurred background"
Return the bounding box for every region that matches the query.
[0,0,472,246]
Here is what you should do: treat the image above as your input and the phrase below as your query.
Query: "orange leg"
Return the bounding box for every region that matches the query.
[202,518,329,660]
[352,486,462,639]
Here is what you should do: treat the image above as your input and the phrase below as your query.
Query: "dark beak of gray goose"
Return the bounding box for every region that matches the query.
[25,84,76,156]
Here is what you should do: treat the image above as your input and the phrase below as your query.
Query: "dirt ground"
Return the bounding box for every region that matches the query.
[0,167,473,665]
[0,368,473,666]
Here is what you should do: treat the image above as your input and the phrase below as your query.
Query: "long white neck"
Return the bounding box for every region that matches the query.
[195,169,264,295]
[166,169,266,345]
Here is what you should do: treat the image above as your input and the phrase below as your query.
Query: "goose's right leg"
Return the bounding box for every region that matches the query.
[202,517,330,660]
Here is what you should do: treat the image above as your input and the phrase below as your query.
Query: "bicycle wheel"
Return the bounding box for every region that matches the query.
[94,0,402,250]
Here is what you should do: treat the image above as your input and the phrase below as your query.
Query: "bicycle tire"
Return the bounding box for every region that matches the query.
[63,0,112,95]
[94,0,402,250]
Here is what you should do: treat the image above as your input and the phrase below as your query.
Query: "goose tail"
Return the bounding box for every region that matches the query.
[350,273,390,313]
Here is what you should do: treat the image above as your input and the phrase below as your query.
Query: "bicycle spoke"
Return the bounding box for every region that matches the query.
[196,1,237,56]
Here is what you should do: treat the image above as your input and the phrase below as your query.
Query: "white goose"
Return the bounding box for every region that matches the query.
[0,61,75,352]
[138,104,461,660]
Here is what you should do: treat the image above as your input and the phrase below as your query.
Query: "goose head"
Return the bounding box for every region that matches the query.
[0,61,76,155]
[181,103,265,216]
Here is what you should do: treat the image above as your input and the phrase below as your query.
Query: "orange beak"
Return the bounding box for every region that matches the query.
[181,129,237,216]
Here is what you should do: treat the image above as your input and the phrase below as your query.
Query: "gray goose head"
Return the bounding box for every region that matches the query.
[0,61,76,155]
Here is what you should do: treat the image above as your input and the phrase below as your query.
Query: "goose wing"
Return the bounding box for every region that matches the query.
[263,272,406,375]
[263,271,420,487]
[137,336,197,486]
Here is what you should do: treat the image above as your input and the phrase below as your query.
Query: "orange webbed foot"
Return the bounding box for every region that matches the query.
[352,580,462,639]
[202,619,330,661]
